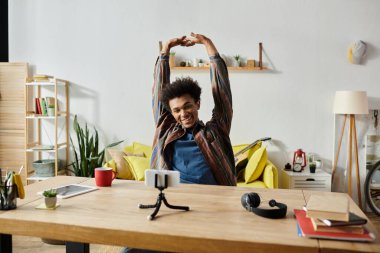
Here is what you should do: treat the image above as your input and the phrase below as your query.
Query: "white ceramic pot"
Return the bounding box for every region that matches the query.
[47,108,55,116]
[44,197,57,208]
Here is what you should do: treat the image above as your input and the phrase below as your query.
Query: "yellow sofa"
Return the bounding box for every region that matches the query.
[104,142,278,189]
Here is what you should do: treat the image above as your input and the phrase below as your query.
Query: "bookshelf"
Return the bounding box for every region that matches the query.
[25,77,69,183]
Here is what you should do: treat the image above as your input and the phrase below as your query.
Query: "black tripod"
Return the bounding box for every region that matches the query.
[139,174,190,220]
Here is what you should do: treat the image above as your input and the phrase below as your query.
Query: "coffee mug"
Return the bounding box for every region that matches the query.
[95,168,116,187]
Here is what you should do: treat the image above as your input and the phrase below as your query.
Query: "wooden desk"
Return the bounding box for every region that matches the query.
[0,176,378,253]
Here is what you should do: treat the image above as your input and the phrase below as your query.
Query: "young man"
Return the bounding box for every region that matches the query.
[151,33,236,186]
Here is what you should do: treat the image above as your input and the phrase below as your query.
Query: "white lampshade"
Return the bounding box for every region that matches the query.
[333,91,368,115]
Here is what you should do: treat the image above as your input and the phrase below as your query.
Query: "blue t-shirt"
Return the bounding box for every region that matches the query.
[171,130,217,185]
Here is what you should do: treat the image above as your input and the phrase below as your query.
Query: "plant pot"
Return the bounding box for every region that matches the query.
[231,59,240,67]
[47,107,55,116]
[44,197,57,208]
[169,55,176,67]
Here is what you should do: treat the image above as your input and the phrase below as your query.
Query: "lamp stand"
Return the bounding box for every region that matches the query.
[332,114,362,209]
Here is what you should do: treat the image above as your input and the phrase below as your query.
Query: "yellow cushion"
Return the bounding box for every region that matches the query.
[132,142,153,160]
[244,147,267,183]
[237,181,266,188]
[123,156,150,181]
[103,160,117,173]
[107,148,135,180]
[123,145,134,154]
[262,161,278,189]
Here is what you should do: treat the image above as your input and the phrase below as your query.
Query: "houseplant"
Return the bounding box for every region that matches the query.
[233,55,241,67]
[69,115,123,177]
[43,189,57,208]
[309,162,316,173]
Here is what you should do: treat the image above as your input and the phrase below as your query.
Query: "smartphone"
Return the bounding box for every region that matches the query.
[145,169,180,188]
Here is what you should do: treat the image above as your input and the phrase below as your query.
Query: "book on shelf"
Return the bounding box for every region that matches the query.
[310,217,364,234]
[45,97,56,108]
[33,97,57,115]
[35,97,42,114]
[305,194,349,221]
[294,209,375,242]
[31,145,55,150]
[320,212,367,227]
[40,98,47,115]
[32,74,54,82]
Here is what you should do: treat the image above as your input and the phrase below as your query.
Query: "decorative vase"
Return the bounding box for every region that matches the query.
[44,197,57,208]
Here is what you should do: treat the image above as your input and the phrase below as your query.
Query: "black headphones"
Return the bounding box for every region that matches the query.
[241,192,287,219]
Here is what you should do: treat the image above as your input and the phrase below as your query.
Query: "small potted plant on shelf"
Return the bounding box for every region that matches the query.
[47,104,55,117]
[43,189,57,208]
[169,52,176,67]
[232,55,241,67]
[309,162,316,174]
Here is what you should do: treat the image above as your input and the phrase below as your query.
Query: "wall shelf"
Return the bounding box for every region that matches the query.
[171,66,269,72]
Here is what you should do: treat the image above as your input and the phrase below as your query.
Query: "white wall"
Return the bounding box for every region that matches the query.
[9,0,380,173]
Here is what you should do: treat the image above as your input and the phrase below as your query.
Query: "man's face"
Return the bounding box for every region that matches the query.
[169,94,200,129]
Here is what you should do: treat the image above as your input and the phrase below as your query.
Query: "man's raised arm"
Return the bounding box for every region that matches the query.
[152,36,188,125]
[186,33,233,133]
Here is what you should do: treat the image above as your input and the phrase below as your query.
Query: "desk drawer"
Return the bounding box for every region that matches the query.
[291,176,331,191]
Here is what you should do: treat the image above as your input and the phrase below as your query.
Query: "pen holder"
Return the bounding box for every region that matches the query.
[0,185,18,210]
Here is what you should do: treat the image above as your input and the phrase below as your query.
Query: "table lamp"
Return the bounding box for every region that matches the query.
[332,91,368,208]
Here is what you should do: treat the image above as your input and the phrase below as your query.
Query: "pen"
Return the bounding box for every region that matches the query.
[18,165,24,175]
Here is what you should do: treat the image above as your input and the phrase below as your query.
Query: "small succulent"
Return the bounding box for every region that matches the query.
[43,189,57,198]
[234,55,240,61]
[309,162,316,169]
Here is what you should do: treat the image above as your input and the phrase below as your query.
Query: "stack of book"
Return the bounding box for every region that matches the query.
[294,194,375,242]
[32,74,54,82]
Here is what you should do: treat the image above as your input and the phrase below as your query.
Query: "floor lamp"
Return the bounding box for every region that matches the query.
[332,91,368,209]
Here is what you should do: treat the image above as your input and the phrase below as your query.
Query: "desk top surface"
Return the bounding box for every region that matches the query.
[0,176,379,253]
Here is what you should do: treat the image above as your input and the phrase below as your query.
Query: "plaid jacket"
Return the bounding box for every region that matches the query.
[150,54,236,186]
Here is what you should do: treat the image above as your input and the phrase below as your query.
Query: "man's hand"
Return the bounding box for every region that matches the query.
[186,32,218,56]
[161,36,189,55]
[185,32,210,46]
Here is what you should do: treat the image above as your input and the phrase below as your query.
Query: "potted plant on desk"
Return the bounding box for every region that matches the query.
[43,189,57,208]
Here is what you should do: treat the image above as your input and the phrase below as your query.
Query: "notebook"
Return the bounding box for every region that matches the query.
[294,209,375,242]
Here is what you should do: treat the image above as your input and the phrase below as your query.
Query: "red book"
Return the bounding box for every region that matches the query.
[294,209,375,242]
[35,98,42,114]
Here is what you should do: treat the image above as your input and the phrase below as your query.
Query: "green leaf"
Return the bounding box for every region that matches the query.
[68,114,124,178]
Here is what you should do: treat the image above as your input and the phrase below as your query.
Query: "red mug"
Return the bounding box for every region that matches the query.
[95,168,116,187]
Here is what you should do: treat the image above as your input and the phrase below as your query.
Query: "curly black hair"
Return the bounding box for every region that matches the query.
[159,77,202,111]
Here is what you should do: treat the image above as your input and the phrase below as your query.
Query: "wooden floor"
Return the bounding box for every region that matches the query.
[11,213,380,253]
